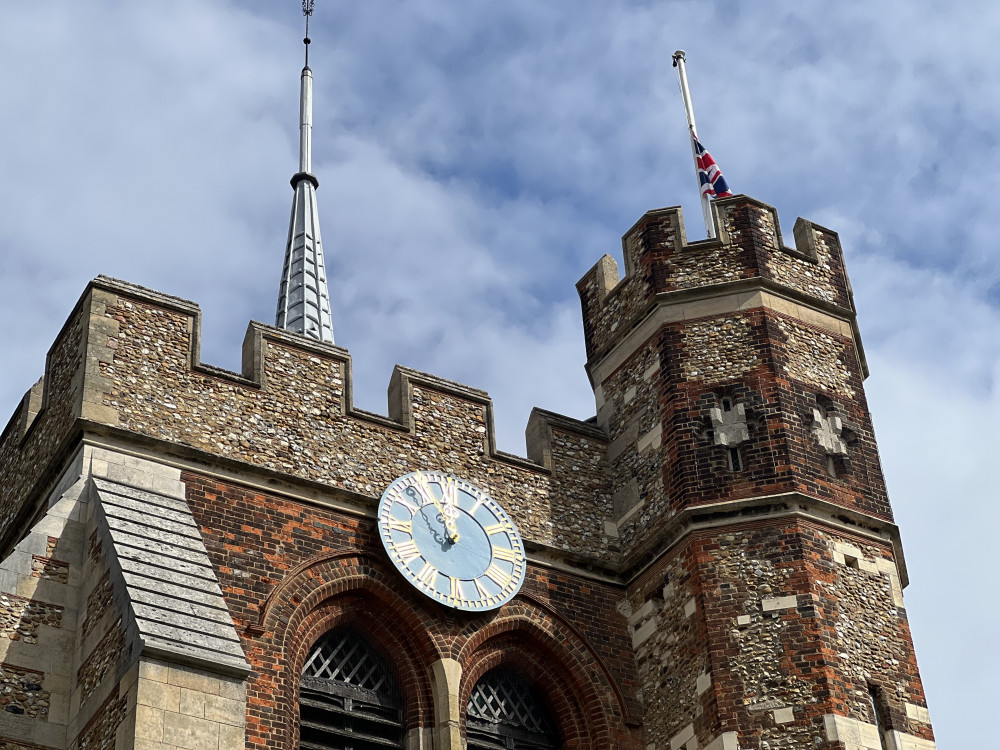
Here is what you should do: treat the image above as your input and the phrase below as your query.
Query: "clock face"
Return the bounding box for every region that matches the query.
[377,471,526,611]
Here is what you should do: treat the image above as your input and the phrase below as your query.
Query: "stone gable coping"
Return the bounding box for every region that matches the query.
[90,477,251,678]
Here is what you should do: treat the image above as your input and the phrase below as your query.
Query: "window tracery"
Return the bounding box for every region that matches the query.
[467,666,560,750]
[299,626,404,750]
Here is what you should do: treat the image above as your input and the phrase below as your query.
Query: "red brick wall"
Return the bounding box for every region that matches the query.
[183,472,643,750]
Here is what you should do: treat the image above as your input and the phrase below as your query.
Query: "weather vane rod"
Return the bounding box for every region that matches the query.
[303,0,315,67]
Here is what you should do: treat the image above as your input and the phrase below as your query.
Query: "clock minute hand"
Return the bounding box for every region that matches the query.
[413,474,460,544]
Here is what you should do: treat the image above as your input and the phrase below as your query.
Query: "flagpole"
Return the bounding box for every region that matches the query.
[672,50,716,239]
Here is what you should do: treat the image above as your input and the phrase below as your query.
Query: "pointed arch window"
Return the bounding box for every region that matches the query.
[467,666,560,750]
[299,626,403,750]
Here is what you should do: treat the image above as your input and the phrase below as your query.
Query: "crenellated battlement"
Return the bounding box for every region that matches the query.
[0,276,615,564]
[577,195,863,370]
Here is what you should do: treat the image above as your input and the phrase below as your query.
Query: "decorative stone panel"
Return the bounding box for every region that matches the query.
[0,595,62,644]
[0,664,50,720]
[681,317,759,385]
[78,622,125,703]
[775,317,855,398]
[75,690,127,750]
[81,573,112,641]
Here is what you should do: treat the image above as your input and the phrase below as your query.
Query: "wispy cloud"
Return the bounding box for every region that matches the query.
[0,1,995,744]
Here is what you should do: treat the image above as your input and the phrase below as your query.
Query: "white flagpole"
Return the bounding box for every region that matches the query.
[672,50,716,239]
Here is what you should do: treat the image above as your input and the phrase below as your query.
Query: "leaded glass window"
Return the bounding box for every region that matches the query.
[467,666,560,750]
[299,626,403,750]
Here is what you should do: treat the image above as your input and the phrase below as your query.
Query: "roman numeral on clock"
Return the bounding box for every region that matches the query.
[485,564,511,587]
[394,540,421,564]
[387,518,412,533]
[416,562,437,587]
[492,546,519,563]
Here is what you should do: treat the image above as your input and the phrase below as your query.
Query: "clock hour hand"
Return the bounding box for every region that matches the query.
[411,475,460,544]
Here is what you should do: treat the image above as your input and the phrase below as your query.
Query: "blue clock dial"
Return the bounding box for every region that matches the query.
[377,471,526,611]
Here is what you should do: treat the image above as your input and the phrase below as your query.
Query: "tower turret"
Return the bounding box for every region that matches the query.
[579,196,936,750]
[275,1,335,344]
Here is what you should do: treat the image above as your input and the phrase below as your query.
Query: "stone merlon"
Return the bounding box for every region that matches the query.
[0,276,615,565]
[576,195,867,378]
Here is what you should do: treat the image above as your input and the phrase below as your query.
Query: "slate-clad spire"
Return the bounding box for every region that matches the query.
[276,2,335,344]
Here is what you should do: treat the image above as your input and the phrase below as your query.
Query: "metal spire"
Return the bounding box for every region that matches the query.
[275,0,335,344]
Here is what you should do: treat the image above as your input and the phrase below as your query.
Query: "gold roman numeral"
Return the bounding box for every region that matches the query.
[394,497,418,515]
[493,547,519,563]
[388,518,412,533]
[394,540,421,564]
[416,562,437,587]
[474,577,490,600]
[449,577,463,601]
[441,477,459,508]
[484,523,511,536]
[408,478,436,508]
[484,564,511,587]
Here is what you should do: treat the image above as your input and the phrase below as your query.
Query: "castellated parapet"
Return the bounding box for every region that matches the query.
[0,276,615,566]
[578,196,891,562]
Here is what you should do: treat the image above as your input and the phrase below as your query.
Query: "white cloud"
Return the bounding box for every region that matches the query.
[0,1,995,744]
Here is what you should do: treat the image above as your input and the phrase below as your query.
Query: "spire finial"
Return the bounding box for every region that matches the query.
[275,0,336,344]
[303,0,314,67]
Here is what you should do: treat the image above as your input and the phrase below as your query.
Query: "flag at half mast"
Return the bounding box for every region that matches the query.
[691,130,732,199]
[672,50,732,238]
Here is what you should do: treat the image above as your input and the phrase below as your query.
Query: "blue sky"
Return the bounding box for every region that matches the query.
[1,1,995,745]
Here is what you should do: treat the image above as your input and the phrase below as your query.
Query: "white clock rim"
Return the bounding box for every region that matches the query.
[377,471,526,611]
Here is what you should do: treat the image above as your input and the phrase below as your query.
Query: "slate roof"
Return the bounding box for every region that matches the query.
[91,477,251,676]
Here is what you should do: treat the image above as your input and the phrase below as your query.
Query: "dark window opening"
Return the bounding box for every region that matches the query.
[300,626,404,750]
[728,447,743,472]
[868,685,891,750]
[721,397,733,412]
[467,666,560,750]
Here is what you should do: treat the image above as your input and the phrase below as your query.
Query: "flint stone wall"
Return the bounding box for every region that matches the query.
[0,278,616,564]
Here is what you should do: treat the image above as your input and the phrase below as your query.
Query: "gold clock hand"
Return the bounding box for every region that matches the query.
[413,473,460,543]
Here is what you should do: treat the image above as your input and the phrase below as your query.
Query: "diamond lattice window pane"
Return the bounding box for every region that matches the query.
[303,626,398,699]
[467,667,557,737]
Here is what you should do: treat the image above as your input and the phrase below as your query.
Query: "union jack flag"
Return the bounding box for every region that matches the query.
[692,131,732,198]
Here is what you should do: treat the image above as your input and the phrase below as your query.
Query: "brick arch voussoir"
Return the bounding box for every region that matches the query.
[266,553,441,750]
[459,607,617,750]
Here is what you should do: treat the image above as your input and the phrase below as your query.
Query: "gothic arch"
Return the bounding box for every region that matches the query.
[458,603,627,749]
[263,553,440,750]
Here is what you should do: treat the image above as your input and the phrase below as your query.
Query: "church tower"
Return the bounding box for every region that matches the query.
[578,196,936,750]
[0,10,939,750]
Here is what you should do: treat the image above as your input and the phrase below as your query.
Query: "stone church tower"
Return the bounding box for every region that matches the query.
[0,13,936,750]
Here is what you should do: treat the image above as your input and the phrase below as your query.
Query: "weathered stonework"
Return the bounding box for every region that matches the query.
[77,623,124,704]
[0,195,934,750]
[80,574,111,641]
[775,316,856,398]
[0,596,62,645]
[29,558,68,585]
[0,665,50,720]
[74,690,126,750]
[681,316,760,384]
[626,552,704,750]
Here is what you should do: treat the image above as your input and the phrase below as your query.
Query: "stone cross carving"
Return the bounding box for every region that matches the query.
[810,408,848,456]
[710,402,749,447]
